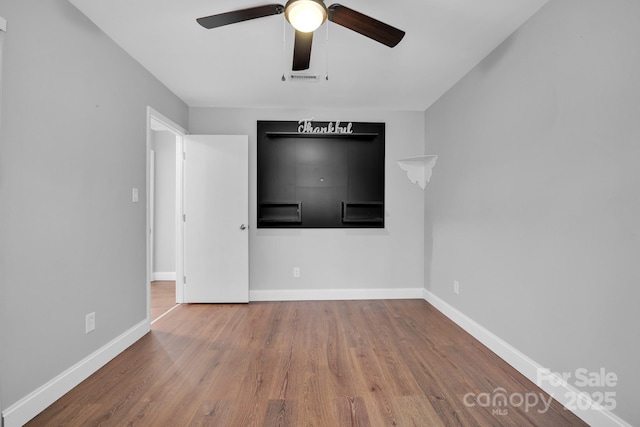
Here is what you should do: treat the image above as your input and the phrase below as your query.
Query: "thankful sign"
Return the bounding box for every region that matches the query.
[297,119,354,134]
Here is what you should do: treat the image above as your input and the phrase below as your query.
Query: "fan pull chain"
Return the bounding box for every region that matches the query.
[325,22,330,81]
[281,17,287,81]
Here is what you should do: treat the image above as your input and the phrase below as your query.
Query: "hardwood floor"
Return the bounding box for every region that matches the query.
[150,280,177,322]
[26,300,587,426]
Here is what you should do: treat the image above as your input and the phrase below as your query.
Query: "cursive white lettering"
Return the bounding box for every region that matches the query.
[297,118,353,134]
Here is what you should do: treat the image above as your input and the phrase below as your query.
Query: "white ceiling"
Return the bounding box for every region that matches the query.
[68,0,549,111]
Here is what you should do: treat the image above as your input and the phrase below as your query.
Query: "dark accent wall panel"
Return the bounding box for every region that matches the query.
[257,121,385,228]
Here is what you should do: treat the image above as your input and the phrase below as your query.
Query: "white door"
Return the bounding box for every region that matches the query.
[183,135,249,303]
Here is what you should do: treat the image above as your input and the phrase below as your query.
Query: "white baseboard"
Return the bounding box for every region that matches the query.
[250,287,424,302]
[152,271,176,281]
[1,320,149,427]
[423,289,631,427]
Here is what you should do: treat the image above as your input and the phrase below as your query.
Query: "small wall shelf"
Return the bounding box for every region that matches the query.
[342,201,384,224]
[396,155,438,190]
[265,132,378,139]
[258,202,302,224]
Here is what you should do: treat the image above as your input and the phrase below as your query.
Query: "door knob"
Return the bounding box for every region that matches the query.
[240,224,247,230]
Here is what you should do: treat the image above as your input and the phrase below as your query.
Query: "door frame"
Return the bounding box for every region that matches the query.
[149,148,155,285]
[146,107,187,322]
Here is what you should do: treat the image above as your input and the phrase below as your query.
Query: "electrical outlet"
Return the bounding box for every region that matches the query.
[86,312,96,334]
[132,187,139,203]
[293,267,301,278]
[453,280,460,294]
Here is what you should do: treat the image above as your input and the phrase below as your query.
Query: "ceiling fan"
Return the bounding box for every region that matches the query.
[196,0,405,71]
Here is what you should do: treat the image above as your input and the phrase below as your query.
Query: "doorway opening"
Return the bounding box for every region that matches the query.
[146,107,186,324]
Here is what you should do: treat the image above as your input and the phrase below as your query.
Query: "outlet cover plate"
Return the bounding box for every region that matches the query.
[86,312,96,334]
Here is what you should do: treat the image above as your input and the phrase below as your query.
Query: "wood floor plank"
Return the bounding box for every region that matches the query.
[262,399,298,427]
[395,395,447,427]
[26,300,589,427]
[349,341,403,426]
[150,280,176,321]
[188,400,233,426]
[359,301,426,397]
[122,401,164,427]
[335,396,371,427]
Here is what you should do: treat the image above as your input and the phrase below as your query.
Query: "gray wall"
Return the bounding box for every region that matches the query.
[152,130,176,275]
[190,108,425,293]
[0,0,187,413]
[424,0,639,424]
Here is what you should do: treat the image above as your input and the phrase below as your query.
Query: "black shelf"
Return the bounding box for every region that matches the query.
[342,202,384,224]
[258,202,302,224]
[265,131,378,139]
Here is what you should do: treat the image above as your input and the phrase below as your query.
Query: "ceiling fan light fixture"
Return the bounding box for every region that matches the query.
[285,0,327,33]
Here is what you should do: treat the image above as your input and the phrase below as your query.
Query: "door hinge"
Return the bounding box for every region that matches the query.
[183,214,186,222]
[183,151,186,160]
[184,276,187,284]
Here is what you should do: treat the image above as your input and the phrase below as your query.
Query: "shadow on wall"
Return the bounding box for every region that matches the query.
[477,31,518,75]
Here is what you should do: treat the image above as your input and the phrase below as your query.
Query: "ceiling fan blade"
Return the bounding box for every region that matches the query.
[327,4,405,47]
[292,30,313,71]
[197,4,284,29]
